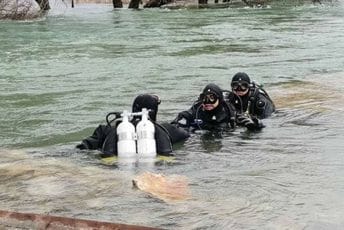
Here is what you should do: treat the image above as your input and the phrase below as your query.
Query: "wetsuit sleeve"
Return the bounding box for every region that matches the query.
[172,110,194,127]
[76,125,110,150]
[172,102,201,127]
[254,93,275,119]
[160,122,190,144]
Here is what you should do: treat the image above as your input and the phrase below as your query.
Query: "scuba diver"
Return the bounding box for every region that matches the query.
[76,94,190,157]
[172,83,236,132]
[223,72,276,130]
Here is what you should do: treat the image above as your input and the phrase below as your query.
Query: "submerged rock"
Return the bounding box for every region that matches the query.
[133,171,191,203]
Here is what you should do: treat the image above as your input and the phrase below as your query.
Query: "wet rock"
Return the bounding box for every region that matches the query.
[0,0,41,20]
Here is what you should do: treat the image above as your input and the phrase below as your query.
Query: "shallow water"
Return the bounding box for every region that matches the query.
[1,2,344,229]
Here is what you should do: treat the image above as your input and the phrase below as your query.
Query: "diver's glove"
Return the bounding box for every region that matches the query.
[76,143,87,150]
[237,114,254,126]
[237,114,264,131]
[249,116,265,131]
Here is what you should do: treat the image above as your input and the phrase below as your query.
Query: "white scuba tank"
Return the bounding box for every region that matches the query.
[136,108,157,158]
[117,110,136,158]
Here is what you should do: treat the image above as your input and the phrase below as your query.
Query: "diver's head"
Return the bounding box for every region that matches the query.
[231,72,251,96]
[132,94,161,122]
[200,83,223,111]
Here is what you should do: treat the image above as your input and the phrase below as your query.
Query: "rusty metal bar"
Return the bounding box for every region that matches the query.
[0,210,160,230]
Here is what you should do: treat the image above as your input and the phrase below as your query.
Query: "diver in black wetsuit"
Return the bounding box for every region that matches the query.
[172,83,236,132]
[76,94,189,157]
[223,72,276,130]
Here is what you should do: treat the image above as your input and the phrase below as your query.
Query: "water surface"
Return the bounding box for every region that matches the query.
[0,2,344,229]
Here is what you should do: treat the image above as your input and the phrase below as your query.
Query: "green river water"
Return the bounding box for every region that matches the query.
[0,1,344,229]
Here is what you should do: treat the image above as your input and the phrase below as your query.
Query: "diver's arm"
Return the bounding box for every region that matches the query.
[76,125,110,150]
[253,93,275,119]
[171,103,199,127]
[160,122,190,143]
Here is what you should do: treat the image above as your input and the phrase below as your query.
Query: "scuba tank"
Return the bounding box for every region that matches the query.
[136,108,157,158]
[117,110,136,158]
